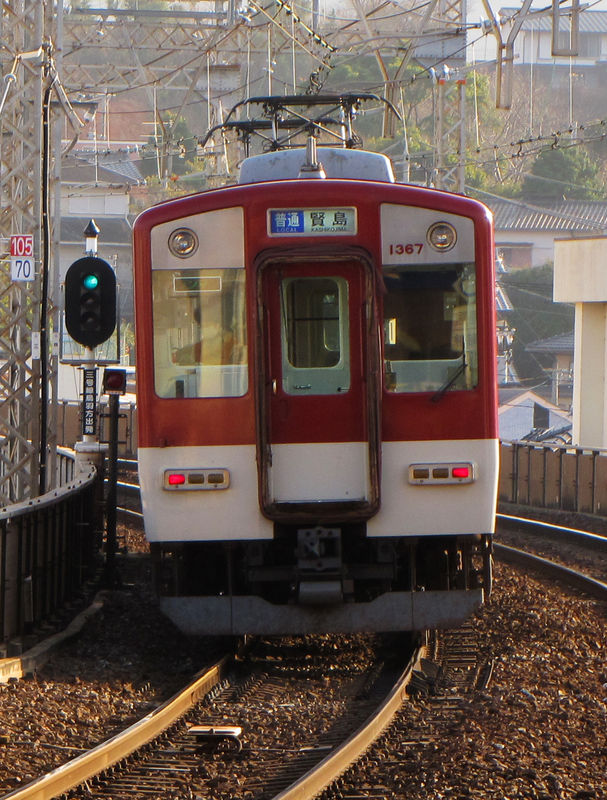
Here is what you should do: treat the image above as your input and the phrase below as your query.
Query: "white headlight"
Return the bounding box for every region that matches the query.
[168,227,199,258]
[427,222,457,252]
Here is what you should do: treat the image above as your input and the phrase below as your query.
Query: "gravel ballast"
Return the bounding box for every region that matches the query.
[0,552,605,797]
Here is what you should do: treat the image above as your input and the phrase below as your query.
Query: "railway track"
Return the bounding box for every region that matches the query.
[1,634,421,800]
[115,458,141,523]
[6,485,602,799]
[495,510,607,596]
[313,518,607,799]
[1,656,232,800]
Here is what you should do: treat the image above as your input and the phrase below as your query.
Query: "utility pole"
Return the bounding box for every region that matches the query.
[0,2,60,503]
[433,70,467,192]
[431,0,467,192]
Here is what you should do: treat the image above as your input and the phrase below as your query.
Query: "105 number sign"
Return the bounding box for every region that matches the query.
[10,234,35,282]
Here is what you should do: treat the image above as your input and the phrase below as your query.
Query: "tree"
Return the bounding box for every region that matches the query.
[499,264,574,384]
[139,112,199,180]
[522,145,605,202]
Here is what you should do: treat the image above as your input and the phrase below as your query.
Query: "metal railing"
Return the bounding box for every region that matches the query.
[499,440,607,516]
[0,451,102,649]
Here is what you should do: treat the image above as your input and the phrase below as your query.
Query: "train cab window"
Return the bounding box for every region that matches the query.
[382,262,478,394]
[280,276,350,395]
[151,267,248,398]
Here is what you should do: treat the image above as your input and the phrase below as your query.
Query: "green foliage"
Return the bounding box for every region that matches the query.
[487,176,523,199]
[522,145,605,201]
[500,265,574,382]
[140,112,199,180]
[324,58,517,191]
[324,57,435,147]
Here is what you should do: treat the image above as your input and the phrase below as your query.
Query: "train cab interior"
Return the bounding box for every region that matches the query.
[151,266,248,399]
[382,261,478,394]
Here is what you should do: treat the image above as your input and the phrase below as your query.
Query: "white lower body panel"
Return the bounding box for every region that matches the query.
[138,445,273,542]
[270,442,370,502]
[138,437,498,543]
[367,438,499,537]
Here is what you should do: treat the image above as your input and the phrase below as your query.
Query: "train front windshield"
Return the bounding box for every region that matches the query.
[151,267,248,398]
[383,261,478,394]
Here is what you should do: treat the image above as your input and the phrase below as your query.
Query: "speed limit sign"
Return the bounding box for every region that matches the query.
[10,234,35,282]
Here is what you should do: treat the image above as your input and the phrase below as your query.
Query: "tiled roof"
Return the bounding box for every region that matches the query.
[490,198,607,233]
[526,332,574,354]
[61,217,132,246]
[498,386,528,406]
[62,153,144,186]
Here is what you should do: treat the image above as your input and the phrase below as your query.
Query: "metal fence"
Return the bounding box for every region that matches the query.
[499,441,607,516]
[0,452,102,651]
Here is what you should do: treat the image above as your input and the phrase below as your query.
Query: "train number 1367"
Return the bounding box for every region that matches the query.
[388,242,424,255]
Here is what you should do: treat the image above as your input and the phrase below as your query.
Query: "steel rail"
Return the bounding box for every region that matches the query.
[497,512,607,549]
[272,526,607,800]
[116,506,143,519]
[115,480,139,495]
[271,646,423,800]
[494,542,607,599]
[1,656,232,800]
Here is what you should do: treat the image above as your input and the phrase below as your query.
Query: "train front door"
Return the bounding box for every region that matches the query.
[257,254,380,521]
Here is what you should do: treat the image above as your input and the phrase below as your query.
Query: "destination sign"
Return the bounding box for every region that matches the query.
[269,207,357,236]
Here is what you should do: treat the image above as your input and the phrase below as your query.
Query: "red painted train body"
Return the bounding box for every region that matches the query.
[133,135,498,636]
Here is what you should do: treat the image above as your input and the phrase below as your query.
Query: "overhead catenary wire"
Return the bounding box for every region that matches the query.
[55,0,607,198]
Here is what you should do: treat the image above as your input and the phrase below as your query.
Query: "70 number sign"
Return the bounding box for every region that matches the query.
[10,234,35,282]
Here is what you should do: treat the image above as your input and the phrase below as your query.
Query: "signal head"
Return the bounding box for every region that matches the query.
[82,273,100,291]
[103,368,127,395]
[64,256,116,349]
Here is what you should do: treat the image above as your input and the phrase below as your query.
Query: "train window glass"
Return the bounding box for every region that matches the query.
[151,267,248,398]
[280,277,351,395]
[382,262,478,394]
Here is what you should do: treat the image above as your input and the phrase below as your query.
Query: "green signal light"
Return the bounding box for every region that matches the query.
[82,273,99,290]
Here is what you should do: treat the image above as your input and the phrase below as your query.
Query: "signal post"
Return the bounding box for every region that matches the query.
[64,221,123,584]
[64,220,117,452]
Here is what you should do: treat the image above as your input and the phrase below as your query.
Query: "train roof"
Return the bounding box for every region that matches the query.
[238,147,395,185]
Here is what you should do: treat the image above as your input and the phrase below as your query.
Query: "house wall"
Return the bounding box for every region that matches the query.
[63,191,129,217]
[499,402,571,441]
[497,231,556,269]
[513,28,607,66]
[554,236,607,447]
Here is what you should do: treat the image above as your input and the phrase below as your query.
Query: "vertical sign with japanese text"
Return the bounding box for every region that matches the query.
[82,368,97,436]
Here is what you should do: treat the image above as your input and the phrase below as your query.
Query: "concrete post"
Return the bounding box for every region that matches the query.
[554,236,607,448]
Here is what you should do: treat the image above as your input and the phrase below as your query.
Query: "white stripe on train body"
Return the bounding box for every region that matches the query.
[139,438,497,543]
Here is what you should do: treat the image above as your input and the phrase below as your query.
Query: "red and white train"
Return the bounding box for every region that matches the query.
[133,95,498,636]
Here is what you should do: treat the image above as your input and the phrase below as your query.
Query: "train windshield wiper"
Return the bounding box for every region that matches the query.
[431,356,467,403]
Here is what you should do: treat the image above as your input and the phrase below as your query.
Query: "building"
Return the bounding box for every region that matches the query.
[500,6,607,77]
[498,387,571,442]
[554,235,607,448]
[525,331,574,406]
[491,198,607,270]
